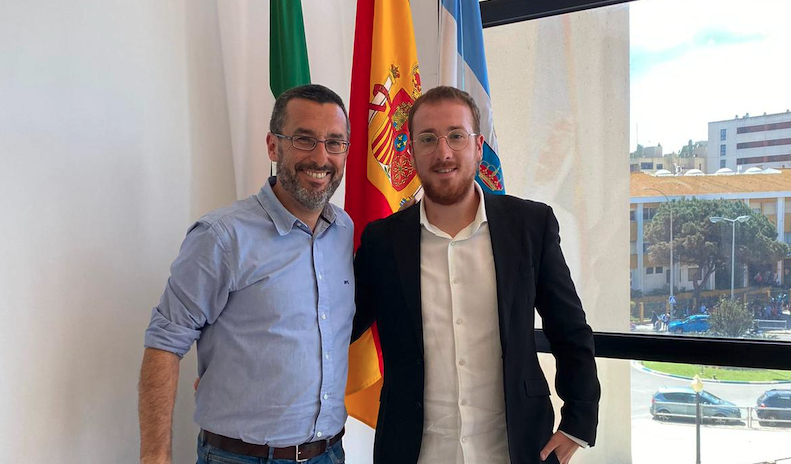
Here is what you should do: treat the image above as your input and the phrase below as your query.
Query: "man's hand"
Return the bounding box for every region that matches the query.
[540,431,581,464]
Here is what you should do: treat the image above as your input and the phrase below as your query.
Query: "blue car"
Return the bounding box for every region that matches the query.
[668,314,710,333]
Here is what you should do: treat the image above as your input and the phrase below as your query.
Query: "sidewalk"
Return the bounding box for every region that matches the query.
[632,417,791,464]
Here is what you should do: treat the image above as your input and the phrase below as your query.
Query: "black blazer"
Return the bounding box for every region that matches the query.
[353,193,600,464]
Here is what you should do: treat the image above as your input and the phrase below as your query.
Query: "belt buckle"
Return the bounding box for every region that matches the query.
[295,443,309,463]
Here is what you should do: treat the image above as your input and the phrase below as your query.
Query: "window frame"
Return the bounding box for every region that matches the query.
[481,0,635,28]
[480,0,791,373]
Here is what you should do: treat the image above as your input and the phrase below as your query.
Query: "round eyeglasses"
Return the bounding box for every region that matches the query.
[411,129,479,155]
[272,133,350,154]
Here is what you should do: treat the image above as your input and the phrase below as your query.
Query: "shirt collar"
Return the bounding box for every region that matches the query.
[256,177,346,235]
[419,182,488,240]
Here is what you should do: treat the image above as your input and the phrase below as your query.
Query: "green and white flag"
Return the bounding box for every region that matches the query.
[270,0,310,97]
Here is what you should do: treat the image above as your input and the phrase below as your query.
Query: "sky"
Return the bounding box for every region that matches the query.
[630,0,791,153]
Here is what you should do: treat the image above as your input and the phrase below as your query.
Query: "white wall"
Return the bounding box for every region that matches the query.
[0,1,235,461]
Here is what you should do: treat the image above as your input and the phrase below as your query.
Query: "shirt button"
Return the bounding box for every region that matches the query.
[451,242,456,246]
[318,274,323,280]
[325,352,330,359]
[460,399,467,406]
[461,437,468,443]
[458,359,466,366]
[456,318,463,325]
[416,401,423,409]
[316,431,323,438]
[323,393,329,400]
[452,278,459,284]
[321,313,327,320]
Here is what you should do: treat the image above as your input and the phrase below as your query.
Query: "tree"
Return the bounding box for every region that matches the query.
[644,198,790,309]
[710,297,753,337]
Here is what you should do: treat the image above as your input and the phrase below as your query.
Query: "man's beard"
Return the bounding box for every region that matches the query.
[419,160,478,206]
[276,148,343,211]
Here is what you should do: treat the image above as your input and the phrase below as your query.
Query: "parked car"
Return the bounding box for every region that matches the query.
[756,389,791,427]
[668,314,710,333]
[650,387,741,423]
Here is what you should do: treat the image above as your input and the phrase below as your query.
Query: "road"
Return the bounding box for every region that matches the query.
[630,362,791,464]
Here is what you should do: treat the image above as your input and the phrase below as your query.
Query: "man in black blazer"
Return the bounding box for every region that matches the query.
[353,86,600,464]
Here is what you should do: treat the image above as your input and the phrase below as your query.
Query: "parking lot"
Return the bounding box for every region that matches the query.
[631,363,791,464]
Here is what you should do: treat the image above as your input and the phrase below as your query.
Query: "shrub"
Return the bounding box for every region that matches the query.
[710,297,753,337]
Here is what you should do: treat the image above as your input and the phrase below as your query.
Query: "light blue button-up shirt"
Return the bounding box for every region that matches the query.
[144,177,355,446]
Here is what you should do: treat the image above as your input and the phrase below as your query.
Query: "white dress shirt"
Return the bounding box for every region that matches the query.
[416,184,587,464]
[417,183,509,464]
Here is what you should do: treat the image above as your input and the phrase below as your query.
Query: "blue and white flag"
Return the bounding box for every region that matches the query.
[439,0,505,194]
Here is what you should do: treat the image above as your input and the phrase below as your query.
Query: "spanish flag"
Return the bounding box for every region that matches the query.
[344,0,422,427]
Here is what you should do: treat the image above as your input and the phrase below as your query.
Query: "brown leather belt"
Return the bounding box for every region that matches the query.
[201,429,344,462]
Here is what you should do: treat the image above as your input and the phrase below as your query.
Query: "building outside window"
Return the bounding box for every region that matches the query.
[483,0,791,462]
[688,267,701,281]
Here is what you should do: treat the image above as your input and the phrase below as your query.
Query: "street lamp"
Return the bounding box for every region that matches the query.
[643,188,674,316]
[691,374,704,464]
[709,215,751,299]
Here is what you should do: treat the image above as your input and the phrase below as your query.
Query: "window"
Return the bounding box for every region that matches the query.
[720,128,726,141]
[656,163,663,169]
[630,210,636,221]
[737,138,791,149]
[643,242,651,252]
[720,160,726,168]
[655,266,663,274]
[720,144,726,156]
[737,154,791,165]
[737,120,791,134]
[688,267,701,281]
[482,0,791,462]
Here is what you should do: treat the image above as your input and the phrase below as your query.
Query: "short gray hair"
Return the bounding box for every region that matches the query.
[269,84,350,137]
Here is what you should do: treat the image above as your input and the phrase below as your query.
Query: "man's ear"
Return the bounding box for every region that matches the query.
[266,133,278,162]
[476,134,484,163]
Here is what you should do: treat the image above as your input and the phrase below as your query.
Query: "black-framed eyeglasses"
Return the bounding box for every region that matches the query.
[411,129,479,155]
[272,133,350,154]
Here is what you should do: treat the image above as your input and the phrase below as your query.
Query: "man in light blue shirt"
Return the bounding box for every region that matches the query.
[139,84,355,464]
